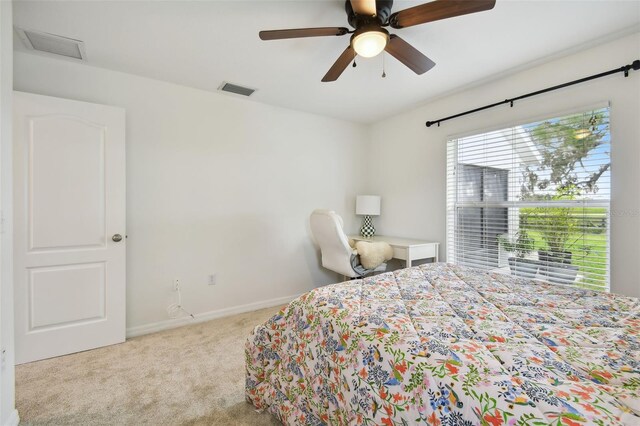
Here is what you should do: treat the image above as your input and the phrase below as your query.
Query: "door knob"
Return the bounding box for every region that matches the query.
[112,234,123,242]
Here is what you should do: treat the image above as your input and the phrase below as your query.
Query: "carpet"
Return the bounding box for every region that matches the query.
[16,306,283,425]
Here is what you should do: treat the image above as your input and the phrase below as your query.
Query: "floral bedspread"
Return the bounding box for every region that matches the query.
[245,263,639,425]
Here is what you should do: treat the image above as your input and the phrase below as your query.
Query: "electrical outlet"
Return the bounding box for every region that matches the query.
[173,278,180,291]
[208,274,217,286]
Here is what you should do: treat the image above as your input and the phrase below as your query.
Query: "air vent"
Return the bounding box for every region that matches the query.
[15,28,86,61]
[218,82,256,97]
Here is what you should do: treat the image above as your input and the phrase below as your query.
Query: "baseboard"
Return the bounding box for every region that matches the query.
[4,409,19,426]
[125,293,299,338]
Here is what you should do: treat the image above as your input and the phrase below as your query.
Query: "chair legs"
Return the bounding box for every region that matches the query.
[343,275,360,281]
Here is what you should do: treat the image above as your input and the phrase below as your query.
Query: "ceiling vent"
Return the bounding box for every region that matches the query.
[218,82,256,97]
[15,28,86,61]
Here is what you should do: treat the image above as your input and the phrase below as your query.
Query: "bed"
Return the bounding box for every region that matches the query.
[245,263,639,425]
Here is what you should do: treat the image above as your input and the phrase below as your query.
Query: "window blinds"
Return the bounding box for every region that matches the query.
[446,107,610,291]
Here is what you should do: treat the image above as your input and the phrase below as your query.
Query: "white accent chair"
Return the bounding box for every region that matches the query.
[310,209,386,280]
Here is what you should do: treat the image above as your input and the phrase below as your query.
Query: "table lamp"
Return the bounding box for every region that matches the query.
[356,195,381,238]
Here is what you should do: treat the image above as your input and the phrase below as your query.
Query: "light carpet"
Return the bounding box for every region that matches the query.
[16,307,283,425]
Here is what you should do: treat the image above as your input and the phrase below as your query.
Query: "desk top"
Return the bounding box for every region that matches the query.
[349,235,439,247]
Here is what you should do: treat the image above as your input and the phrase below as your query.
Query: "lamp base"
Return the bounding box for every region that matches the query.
[360,215,375,238]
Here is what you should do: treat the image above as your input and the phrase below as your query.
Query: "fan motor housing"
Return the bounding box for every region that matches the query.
[345,0,394,28]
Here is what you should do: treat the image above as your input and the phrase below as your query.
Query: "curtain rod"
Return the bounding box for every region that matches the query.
[425,59,640,128]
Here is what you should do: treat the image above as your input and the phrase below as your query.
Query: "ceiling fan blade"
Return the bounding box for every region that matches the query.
[259,27,349,41]
[389,0,496,29]
[350,0,377,16]
[322,46,355,82]
[384,34,435,75]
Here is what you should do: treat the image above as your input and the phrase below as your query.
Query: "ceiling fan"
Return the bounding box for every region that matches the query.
[259,0,496,82]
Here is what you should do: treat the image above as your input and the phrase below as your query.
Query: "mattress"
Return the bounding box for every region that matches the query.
[245,263,640,425]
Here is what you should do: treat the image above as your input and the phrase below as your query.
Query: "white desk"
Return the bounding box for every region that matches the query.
[349,235,439,268]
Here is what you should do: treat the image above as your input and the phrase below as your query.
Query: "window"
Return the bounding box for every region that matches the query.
[455,165,509,268]
[447,106,610,291]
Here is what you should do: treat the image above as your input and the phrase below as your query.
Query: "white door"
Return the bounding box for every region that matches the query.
[13,91,126,364]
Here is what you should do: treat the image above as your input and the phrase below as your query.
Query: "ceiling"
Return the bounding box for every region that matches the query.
[13,0,640,124]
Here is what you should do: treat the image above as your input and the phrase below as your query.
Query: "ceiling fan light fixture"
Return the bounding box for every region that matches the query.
[352,28,389,58]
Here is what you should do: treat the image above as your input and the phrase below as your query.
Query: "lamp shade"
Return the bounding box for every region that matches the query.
[356,195,381,216]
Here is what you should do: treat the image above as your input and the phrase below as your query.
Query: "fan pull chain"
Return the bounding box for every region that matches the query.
[382,53,386,78]
[353,52,357,68]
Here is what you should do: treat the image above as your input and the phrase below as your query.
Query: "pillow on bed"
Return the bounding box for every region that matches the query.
[352,241,393,269]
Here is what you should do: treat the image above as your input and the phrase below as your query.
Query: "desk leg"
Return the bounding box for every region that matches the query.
[406,247,412,268]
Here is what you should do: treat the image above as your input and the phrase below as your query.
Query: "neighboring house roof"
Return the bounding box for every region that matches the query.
[456,126,542,169]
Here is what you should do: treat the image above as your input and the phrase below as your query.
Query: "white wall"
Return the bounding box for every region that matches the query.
[0,1,18,424]
[12,30,640,339]
[14,52,369,331]
[369,32,640,298]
